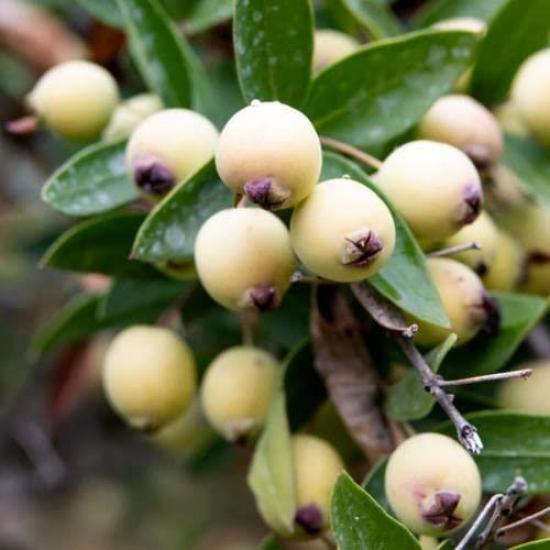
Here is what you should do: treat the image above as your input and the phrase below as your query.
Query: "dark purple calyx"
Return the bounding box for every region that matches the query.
[342,230,383,267]
[474,261,489,277]
[527,250,550,265]
[134,159,175,197]
[476,291,501,337]
[249,285,277,312]
[464,144,492,171]
[459,184,483,225]
[295,504,324,535]
[243,178,289,210]
[421,490,462,531]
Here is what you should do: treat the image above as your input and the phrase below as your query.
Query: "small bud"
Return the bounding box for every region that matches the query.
[243,178,290,210]
[247,285,277,311]
[459,183,483,225]
[294,505,324,535]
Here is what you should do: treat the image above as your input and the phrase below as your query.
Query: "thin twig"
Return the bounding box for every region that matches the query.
[290,271,330,284]
[234,193,247,208]
[5,115,39,135]
[532,518,550,532]
[496,506,550,538]
[428,241,481,258]
[439,369,533,387]
[320,136,383,170]
[455,494,503,550]
[240,311,257,346]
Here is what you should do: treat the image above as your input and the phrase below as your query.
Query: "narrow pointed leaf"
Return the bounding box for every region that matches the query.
[414,0,507,28]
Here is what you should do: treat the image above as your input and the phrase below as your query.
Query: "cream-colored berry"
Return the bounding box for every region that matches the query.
[201,346,279,441]
[442,211,499,275]
[493,101,530,137]
[194,208,295,311]
[512,48,550,148]
[103,93,163,140]
[126,108,219,199]
[417,95,503,169]
[102,326,196,430]
[376,141,483,246]
[385,433,481,536]
[483,231,524,292]
[497,361,550,415]
[292,434,344,535]
[27,60,118,140]
[215,101,322,210]
[313,29,359,74]
[290,178,395,282]
[413,258,496,347]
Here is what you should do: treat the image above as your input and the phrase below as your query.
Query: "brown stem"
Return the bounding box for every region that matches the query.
[234,193,248,208]
[455,494,503,550]
[496,506,550,538]
[240,311,257,346]
[427,241,481,258]
[439,368,532,387]
[320,136,383,171]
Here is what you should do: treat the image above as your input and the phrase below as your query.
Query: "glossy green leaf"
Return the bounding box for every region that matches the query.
[234,0,314,107]
[503,134,550,204]
[41,140,137,217]
[116,0,192,108]
[386,333,457,421]
[362,459,390,513]
[75,0,123,26]
[306,30,477,150]
[185,0,233,34]
[442,293,548,378]
[132,160,232,263]
[42,212,158,279]
[248,389,296,536]
[332,472,420,550]
[438,412,550,494]
[414,0,507,28]
[511,541,550,550]
[322,152,449,328]
[328,0,400,40]
[470,0,550,104]
[258,535,284,550]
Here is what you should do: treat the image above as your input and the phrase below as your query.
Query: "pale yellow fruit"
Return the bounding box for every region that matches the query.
[103,93,163,140]
[419,536,439,550]
[417,95,503,168]
[443,211,499,275]
[376,141,483,246]
[512,48,550,148]
[385,433,481,536]
[126,108,219,199]
[497,361,550,415]
[483,231,524,292]
[413,258,492,347]
[290,178,396,282]
[28,60,118,139]
[102,326,196,430]
[313,29,359,74]
[194,208,295,311]
[215,101,322,210]
[292,434,344,535]
[485,164,529,208]
[493,101,530,137]
[201,346,279,441]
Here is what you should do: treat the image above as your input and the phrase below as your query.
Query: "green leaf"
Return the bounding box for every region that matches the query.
[306,30,477,150]
[322,152,449,328]
[42,212,159,279]
[328,0,400,40]
[386,334,457,421]
[185,0,233,34]
[116,0,192,108]
[414,0,507,28]
[511,541,550,550]
[332,472,421,550]
[258,534,284,550]
[75,0,123,26]
[248,389,296,537]
[503,134,550,204]
[41,140,138,217]
[362,459,390,512]
[132,160,232,263]
[234,0,314,107]
[470,0,550,104]
[438,412,550,494]
[442,293,549,378]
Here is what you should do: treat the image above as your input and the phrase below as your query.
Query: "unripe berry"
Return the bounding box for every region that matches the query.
[27,60,118,140]
[493,101,529,138]
[103,93,163,140]
[485,164,528,208]
[511,48,550,148]
[483,231,524,292]
[290,178,395,282]
[313,29,359,74]
[102,326,196,430]
[419,536,439,550]
[417,95,503,169]
[215,101,322,210]
[385,433,482,536]
[413,258,497,347]
[291,434,344,535]
[497,361,550,415]
[200,346,279,441]
[376,141,483,246]
[126,109,219,199]
[442,211,499,275]
[194,208,295,311]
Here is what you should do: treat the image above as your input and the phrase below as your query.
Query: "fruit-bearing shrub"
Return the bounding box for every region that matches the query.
[19,0,550,547]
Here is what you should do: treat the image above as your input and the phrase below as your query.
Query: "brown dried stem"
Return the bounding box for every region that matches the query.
[496,506,550,538]
[439,368,533,387]
[428,241,481,258]
[320,136,383,171]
